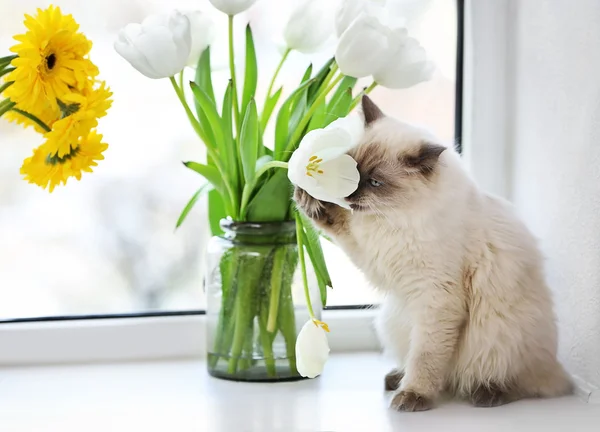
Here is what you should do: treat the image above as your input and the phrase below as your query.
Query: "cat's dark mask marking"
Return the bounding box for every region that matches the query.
[362,95,385,126]
[401,142,446,178]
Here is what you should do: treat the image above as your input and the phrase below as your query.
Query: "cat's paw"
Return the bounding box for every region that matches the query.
[384,369,405,391]
[470,385,513,408]
[294,187,327,221]
[390,390,434,412]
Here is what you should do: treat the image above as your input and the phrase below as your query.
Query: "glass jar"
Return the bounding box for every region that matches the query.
[205,219,321,381]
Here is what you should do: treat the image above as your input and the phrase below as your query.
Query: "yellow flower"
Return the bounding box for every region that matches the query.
[44,81,113,157]
[3,99,59,133]
[4,5,99,115]
[21,130,108,192]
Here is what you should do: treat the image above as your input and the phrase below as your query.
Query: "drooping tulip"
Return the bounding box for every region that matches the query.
[334,12,393,78]
[295,319,330,378]
[288,114,363,209]
[373,35,435,89]
[335,0,386,37]
[115,10,191,79]
[284,0,334,54]
[208,0,258,16]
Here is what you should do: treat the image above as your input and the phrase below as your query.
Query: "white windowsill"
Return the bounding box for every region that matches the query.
[0,352,598,432]
[0,308,380,365]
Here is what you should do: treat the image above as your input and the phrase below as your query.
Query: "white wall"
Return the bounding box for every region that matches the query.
[507,0,600,395]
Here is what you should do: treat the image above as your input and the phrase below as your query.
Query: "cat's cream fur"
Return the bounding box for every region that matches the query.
[295,97,572,411]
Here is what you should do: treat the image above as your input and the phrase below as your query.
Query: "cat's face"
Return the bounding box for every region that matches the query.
[345,97,447,214]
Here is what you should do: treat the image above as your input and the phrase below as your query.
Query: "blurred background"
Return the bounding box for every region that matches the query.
[0,0,456,319]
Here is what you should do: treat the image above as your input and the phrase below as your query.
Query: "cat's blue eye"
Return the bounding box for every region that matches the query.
[369,179,383,187]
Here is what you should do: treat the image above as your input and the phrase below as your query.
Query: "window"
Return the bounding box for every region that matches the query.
[0,0,460,320]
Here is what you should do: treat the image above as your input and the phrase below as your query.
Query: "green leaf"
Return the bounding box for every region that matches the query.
[221,80,239,187]
[208,189,228,236]
[260,86,282,132]
[322,87,353,128]
[183,161,225,195]
[176,183,213,229]
[327,76,357,110]
[274,78,315,160]
[194,48,216,144]
[246,170,292,222]
[307,57,334,104]
[190,82,224,153]
[242,24,258,120]
[300,63,313,85]
[299,213,333,295]
[194,47,215,103]
[239,99,259,184]
[307,100,327,131]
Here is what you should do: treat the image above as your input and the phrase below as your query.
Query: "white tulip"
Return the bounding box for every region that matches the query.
[373,34,435,89]
[185,10,216,67]
[295,319,330,378]
[335,0,386,37]
[284,0,334,54]
[288,114,363,209]
[115,10,191,79]
[335,12,393,78]
[209,0,258,16]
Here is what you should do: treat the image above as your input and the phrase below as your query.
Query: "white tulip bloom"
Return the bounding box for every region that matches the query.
[296,319,330,378]
[115,10,191,79]
[284,0,334,54]
[185,10,216,67]
[335,0,386,37]
[288,115,363,209]
[209,0,258,16]
[373,35,435,89]
[335,12,393,78]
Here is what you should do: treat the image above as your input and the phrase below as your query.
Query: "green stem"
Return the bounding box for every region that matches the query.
[170,76,238,218]
[349,82,378,111]
[365,81,378,94]
[170,76,207,142]
[296,213,315,320]
[227,250,270,374]
[0,81,13,94]
[258,319,277,376]
[0,101,16,118]
[277,247,299,373]
[11,108,52,132]
[228,15,241,134]
[266,247,286,332]
[319,62,339,95]
[239,161,289,219]
[284,74,344,161]
[260,48,290,123]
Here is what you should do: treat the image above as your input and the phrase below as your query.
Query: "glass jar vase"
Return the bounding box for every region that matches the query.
[205,219,321,381]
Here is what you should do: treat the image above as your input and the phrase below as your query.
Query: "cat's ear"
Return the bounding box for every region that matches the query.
[402,142,447,176]
[361,95,385,126]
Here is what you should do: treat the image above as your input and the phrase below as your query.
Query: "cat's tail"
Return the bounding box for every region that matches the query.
[521,360,573,398]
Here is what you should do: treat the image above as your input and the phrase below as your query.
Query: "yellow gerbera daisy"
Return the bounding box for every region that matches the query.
[44,81,113,157]
[20,130,108,192]
[3,98,59,133]
[4,5,99,115]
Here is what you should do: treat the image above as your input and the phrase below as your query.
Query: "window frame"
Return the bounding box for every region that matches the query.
[0,0,470,364]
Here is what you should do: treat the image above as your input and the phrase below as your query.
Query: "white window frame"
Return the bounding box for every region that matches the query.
[0,0,500,366]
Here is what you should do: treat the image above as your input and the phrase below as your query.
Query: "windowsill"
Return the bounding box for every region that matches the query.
[1,352,598,431]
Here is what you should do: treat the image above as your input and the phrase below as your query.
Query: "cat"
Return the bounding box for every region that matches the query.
[294,96,572,411]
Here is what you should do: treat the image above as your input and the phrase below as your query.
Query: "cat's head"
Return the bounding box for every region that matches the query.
[345,96,449,213]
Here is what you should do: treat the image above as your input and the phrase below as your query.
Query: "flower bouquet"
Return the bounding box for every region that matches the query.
[113,0,432,380]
